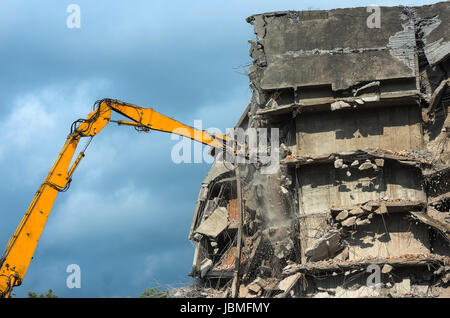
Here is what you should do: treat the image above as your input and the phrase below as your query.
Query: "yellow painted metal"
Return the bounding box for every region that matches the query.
[0,136,80,297]
[0,99,229,297]
[105,99,226,149]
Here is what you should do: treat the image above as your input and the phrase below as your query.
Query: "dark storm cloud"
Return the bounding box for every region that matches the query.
[0,0,252,118]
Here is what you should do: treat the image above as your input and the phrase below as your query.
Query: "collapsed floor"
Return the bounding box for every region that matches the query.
[183,2,450,298]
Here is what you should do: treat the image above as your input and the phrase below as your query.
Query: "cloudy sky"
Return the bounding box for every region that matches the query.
[0,0,439,297]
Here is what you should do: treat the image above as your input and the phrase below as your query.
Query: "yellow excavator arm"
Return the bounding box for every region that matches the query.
[0,98,230,298]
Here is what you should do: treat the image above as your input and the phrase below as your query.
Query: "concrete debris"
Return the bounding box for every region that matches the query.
[428,79,450,115]
[280,186,288,194]
[336,210,349,221]
[443,273,450,284]
[331,101,351,111]
[382,264,394,274]
[201,198,221,221]
[305,229,343,262]
[396,278,411,294]
[361,95,380,103]
[353,81,380,96]
[375,203,388,215]
[356,218,371,226]
[268,232,295,260]
[247,282,262,294]
[334,246,349,261]
[358,161,374,171]
[349,207,364,216]
[334,158,344,169]
[418,9,450,66]
[200,259,213,278]
[341,216,357,227]
[187,1,450,298]
[278,273,302,297]
[375,159,385,167]
[410,211,450,243]
[249,277,267,290]
[194,207,229,238]
[282,255,450,276]
[239,285,249,298]
[313,292,331,298]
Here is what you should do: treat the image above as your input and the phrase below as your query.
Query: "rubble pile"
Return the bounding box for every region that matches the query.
[186,2,450,298]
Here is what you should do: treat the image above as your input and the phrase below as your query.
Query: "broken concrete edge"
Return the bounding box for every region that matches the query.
[188,162,235,240]
[283,148,432,168]
[277,273,302,298]
[419,3,450,66]
[256,92,420,117]
[428,192,450,207]
[247,2,449,92]
[238,277,286,298]
[282,254,450,276]
[330,200,426,213]
[423,165,450,179]
[235,273,305,298]
[330,199,450,244]
[423,167,450,205]
[331,201,449,241]
[235,103,252,129]
[428,78,450,115]
[241,235,263,281]
[304,229,343,262]
[194,207,230,239]
[246,10,306,23]
[410,211,450,243]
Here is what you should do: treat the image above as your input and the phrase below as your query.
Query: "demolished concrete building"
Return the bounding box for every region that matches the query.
[187,2,450,298]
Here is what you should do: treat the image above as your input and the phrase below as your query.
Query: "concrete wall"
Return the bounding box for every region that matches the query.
[297,161,426,215]
[346,214,431,259]
[295,105,423,157]
[248,6,417,92]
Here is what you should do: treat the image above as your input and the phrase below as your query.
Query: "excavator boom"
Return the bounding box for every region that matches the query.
[0,99,229,297]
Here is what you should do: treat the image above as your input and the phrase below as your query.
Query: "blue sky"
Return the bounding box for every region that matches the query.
[0,0,440,297]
